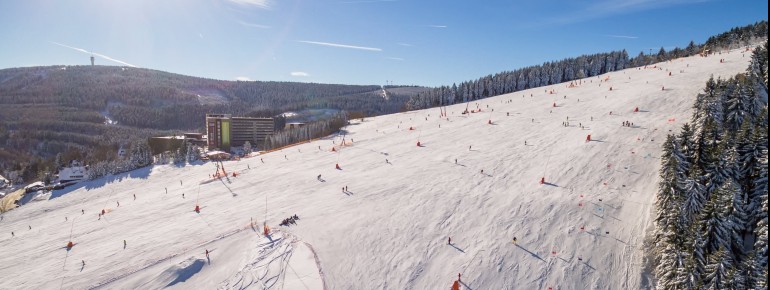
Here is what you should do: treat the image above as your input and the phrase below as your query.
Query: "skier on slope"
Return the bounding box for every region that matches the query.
[448,237,452,245]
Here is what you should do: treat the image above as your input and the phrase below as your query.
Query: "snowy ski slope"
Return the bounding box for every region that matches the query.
[0,48,753,290]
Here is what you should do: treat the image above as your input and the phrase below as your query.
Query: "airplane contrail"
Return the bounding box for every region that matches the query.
[605,34,639,39]
[298,40,382,52]
[50,41,137,67]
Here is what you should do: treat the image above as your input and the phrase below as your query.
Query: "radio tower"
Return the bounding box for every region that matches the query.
[90,54,95,66]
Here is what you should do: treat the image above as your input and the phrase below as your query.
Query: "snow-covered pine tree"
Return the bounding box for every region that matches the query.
[690,229,707,287]
[682,171,707,224]
[173,148,185,164]
[655,135,686,241]
[87,161,106,180]
[749,110,769,223]
[185,143,195,163]
[54,153,63,170]
[751,157,768,289]
[129,140,153,168]
[702,139,734,203]
[655,229,688,289]
[700,179,732,256]
[679,123,697,167]
[748,41,768,95]
[703,247,733,290]
[678,124,710,225]
[729,177,750,261]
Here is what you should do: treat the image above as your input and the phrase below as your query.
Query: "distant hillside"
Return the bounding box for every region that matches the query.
[0,66,428,182]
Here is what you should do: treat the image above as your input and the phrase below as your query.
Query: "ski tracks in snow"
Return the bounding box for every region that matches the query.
[219,233,294,289]
[89,227,248,289]
[218,231,327,290]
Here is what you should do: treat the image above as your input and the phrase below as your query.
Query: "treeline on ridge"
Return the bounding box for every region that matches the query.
[406,21,767,110]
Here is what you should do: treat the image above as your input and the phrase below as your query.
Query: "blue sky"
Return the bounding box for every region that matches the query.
[0,0,766,86]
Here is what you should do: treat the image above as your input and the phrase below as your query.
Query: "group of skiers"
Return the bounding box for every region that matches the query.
[279,214,300,227]
[622,121,634,127]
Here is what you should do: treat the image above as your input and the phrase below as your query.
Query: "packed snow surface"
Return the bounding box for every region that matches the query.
[0,49,752,289]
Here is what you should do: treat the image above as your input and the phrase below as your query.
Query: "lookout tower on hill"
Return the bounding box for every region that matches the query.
[90,54,94,66]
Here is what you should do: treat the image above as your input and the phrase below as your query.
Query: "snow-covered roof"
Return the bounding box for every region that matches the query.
[23,181,44,190]
[152,135,185,140]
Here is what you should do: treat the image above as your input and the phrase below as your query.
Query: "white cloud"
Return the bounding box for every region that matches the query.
[50,41,137,67]
[387,57,404,61]
[236,76,253,81]
[298,40,382,52]
[290,71,309,77]
[428,25,447,28]
[605,34,638,39]
[227,0,270,9]
[237,20,271,29]
[397,43,413,47]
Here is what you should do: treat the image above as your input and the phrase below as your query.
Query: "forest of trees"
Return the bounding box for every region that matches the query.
[651,41,768,289]
[263,112,349,151]
[405,21,767,111]
[0,64,424,183]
